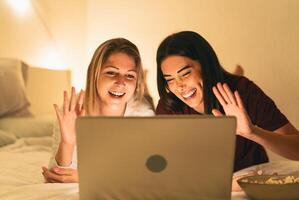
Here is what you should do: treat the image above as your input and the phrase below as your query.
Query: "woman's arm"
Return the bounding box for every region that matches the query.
[44,88,84,183]
[52,87,85,167]
[249,123,299,160]
[55,139,76,167]
[48,121,74,169]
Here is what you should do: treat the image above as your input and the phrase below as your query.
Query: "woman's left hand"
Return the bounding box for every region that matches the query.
[42,166,78,183]
[212,82,254,138]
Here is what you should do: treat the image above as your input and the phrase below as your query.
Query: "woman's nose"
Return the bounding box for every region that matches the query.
[175,78,186,91]
[115,75,126,86]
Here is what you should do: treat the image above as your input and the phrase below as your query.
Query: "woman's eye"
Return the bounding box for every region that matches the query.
[106,71,117,76]
[182,71,191,77]
[166,79,174,83]
[126,74,136,80]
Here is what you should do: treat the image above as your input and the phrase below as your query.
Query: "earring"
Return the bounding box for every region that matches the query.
[165,87,170,93]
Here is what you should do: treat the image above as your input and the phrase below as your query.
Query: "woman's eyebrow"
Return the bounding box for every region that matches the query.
[177,65,191,73]
[104,65,119,70]
[128,69,137,73]
[163,65,191,77]
[163,74,171,77]
[104,65,137,74]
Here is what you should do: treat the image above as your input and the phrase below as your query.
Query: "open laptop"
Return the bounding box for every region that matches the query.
[76,116,236,200]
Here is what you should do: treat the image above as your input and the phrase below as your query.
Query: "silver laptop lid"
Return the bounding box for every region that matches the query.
[76,116,236,200]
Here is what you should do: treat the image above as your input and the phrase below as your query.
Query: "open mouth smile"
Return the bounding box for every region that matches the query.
[182,88,197,99]
[108,91,125,97]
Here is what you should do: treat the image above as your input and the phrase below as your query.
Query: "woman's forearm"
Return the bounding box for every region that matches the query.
[55,141,75,167]
[248,126,299,160]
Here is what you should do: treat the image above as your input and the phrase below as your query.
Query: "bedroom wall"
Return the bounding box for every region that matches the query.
[0,0,87,81]
[85,0,299,130]
[32,0,87,89]
[1,1,298,141]
[2,0,298,128]
[0,0,87,115]
[0,0,59,68]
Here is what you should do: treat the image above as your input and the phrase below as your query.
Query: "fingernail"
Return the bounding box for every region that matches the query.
[257,170,263,175]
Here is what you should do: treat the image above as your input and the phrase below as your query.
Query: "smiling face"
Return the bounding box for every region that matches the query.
[161,55,204,113]
[97,52,138,108]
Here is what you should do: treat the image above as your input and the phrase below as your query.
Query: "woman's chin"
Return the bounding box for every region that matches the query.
[183,97,202,111]
[104,95,124,105]
[182,94,197,106]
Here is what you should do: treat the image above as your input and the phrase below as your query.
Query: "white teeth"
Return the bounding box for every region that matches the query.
[109,91,125,97]
[182,88,196,99]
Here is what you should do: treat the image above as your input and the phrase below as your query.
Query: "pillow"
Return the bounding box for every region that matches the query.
[0,117,55,138]
[0,129,17,147]
[0,58,31,117]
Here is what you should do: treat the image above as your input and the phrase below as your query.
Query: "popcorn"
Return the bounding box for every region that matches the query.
[241,175,299,184]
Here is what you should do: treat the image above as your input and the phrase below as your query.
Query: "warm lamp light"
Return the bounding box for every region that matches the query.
[40,46,67,70]
[6,0,32,17]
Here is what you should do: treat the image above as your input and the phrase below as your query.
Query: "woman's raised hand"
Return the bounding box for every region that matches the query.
[212,83,254,138]
[54,87,85,144]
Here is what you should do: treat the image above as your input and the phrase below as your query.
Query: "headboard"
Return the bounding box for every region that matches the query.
[25,67,71,116]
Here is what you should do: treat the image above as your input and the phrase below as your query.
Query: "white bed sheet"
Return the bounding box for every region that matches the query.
[0,137,78,200]
[0,136,298,199]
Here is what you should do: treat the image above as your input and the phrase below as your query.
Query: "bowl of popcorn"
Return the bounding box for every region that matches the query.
[237,174,299,200]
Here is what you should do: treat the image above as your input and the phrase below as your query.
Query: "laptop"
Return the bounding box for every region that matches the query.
[76,116,236,200]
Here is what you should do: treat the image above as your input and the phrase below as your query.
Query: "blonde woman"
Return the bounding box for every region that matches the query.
[42,38,154,183]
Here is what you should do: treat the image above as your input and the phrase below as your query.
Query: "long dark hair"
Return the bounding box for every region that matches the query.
[156,31,230,114]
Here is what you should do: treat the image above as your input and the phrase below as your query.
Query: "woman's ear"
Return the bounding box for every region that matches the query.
[233,65,244,76]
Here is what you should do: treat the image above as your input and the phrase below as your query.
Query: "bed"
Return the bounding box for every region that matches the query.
[0,58,298,200]
[0,58,78,199]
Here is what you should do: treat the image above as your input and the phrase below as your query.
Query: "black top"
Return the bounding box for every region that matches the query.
[156,75,289,172]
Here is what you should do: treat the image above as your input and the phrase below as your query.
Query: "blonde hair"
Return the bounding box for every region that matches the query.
[84,38,145,116]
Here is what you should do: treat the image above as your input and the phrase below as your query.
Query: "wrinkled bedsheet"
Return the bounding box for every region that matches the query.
[0,137,78,200]
[0,137,298,200]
